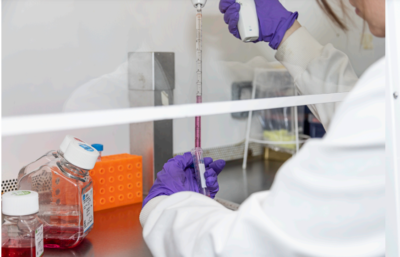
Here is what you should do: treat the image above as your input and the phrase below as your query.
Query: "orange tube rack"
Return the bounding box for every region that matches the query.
[89,154,143,212]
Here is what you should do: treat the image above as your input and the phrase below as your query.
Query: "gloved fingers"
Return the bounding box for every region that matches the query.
[223,2,240,25]
[219,0,236,14]
[208,159,226,176]
[204,157,214,167]
[164,152,194,172]
[176,152,194,169]
[185,167,200,193]
[205,168,218,188]
[224,4,241,39]
[205,168,219,198]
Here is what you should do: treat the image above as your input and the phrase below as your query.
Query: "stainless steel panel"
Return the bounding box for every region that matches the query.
[129,122,154,196]
[128,52,174,196]
[154,52,175,91]
[154,119,173,174]
[129,90,155,108]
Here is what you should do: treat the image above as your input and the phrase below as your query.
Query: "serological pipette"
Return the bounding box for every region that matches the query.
[195,3,202,149]
[190,0,210,197]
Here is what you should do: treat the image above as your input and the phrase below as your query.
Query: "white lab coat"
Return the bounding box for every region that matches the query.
[139,27,385,257]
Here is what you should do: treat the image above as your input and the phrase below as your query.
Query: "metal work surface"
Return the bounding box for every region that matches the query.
[217,159,283,204]
[43,203,152,257]
[42,158,283,256]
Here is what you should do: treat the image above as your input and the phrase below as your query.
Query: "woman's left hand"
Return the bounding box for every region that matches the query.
[142,152,226,207]
[219,0,298,49]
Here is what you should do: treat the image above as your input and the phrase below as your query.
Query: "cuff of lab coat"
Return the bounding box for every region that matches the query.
[139,195,169,227]
[275,27,324,80]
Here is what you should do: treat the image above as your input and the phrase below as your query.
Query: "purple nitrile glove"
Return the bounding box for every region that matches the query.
[142,152,226,208]
[219,0,298,49]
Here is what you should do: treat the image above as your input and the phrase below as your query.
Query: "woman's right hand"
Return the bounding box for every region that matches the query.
[142,153,226,208]
[219,0,298,49]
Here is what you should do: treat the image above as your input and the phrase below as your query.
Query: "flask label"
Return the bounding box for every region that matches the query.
[82,188,94,232]
[199,163,206,188]
[35,224,44,257]
[79,144,95,152]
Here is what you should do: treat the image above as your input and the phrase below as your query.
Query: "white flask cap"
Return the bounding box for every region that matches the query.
[192,0,207,8]
[59,135,85,154]
[64,140,99,170]
[2,190,39,216]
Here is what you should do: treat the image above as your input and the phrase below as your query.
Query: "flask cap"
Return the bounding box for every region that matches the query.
[2,190,39,216]
[64,141,99,170]
[59,135,85,154]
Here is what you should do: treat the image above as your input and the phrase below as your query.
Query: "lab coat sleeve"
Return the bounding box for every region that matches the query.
[141,192,239,257]
[140,195,169,225]
[275,27,358,130]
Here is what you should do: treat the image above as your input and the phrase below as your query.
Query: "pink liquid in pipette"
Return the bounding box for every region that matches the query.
[195,8,202,148]
[195,96,202,148]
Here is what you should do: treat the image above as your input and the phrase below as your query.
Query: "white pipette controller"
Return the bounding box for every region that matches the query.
[192,0,207,8]
[236,0,259,42]
[192,0,258,42]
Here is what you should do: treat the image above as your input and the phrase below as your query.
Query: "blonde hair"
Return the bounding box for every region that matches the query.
[316,0,354,31]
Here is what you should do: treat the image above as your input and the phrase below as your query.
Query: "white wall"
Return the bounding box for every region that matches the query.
[2,0,385,180]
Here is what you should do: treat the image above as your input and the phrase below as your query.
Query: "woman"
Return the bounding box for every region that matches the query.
[140,0,385,256]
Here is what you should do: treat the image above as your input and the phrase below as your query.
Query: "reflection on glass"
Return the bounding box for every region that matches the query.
[254,69,306,154]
